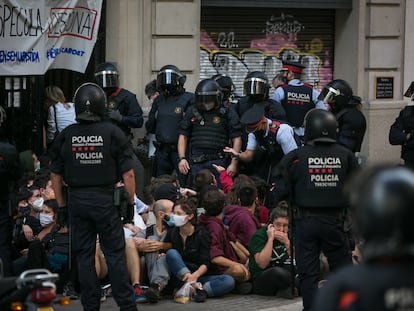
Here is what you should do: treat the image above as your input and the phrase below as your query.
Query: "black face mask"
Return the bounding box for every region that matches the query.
[19,205,32,216]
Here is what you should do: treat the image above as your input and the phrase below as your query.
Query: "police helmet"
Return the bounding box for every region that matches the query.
[304,108,338,144]
[73,83,107,122]
[403,81,414,100]
[243,71,270,98]
[318,79,353,112]
[349,165,414,260]
[157,65,186,95]
[212,74,235,102]
[94,62,119,89]
[195,79,222,112]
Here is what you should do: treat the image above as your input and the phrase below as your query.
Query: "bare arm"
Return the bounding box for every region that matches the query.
[51,172,65,207]
[122,168,135,205]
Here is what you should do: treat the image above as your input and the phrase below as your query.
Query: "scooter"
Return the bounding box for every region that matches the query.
[0,268,67,311]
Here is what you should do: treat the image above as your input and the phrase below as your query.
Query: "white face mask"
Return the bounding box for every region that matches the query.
[39,213,54,226]
[173,214,188,227]
[31,197,44,212]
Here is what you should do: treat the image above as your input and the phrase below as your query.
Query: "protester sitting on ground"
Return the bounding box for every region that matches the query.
[164,198,235,302]
[139,199,175,303]
[249,206,296,298]
[198,186,252,294]
[223,176,261,248]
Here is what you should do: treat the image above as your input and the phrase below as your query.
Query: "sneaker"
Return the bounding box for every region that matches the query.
[145,283,161,303]
[133,284,148,303]
[63,282,79,300]
[192,282,207,303]
[100,284,111,303]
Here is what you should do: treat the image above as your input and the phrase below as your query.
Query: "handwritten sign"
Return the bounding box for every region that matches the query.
[375,77,394,99]
[0,0,102,75]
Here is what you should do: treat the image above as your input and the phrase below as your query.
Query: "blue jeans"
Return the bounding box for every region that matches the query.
[166,249,235,297]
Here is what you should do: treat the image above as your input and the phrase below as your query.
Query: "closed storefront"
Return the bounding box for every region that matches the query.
[200,6,336,97]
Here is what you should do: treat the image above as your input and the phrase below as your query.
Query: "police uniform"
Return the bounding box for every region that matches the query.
[336,106,366,153]
[240,104,298,183]
[50,84,137,311]
[145,91,195,179]
[271,109,358,311]
[179,105,241,184]
[389,105,414,169]
[272,61,325,137]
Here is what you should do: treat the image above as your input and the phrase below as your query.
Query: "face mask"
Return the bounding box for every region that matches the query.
[39,213,54,226]
[163,214,175,227]
[173,214,188,227]
[31,197,44,212]
[19,205,31,216]
[35,161,40,172]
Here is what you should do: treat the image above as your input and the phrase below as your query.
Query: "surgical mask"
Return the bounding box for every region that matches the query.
[19,205,31,216]
[163,214,175,227]
[31,197,44,212]
[173,214,188,227]
[35,161,40,172]
[39,213,54,226]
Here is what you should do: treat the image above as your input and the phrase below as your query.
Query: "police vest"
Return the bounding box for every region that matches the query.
[62,122,119,187]
[190,108,229,151]
[281,84,314,127]
[290,144,353,209]
[155,92,194,144]
[255,120,283,157]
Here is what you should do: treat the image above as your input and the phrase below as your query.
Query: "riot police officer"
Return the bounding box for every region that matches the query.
[95,62,145,198]
[49,83,138,311]
[389,82,414,169]
[271,109,358,311]
[313,165,414,311]
[319,79,366,153]
[177,78,241,185]
[0,106,22,276]
[145,65,195,183]
[272,60,326,138]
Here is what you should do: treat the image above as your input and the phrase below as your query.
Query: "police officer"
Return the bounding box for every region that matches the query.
[271,109,358,311]
[145,65,195,184]
[319,79,366,153]
[177,78,241,185]
[224,104,297,183]
[49,83,138,311]
[389,81,414,169]
[0,106,22,276]
[313,165,414,310]
[272,60,326,138]
[95,62,145,198]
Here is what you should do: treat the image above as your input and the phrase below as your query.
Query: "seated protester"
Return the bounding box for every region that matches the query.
[249,206,296,298]
[164,198,235,302]
[193,169,218,193]
[198,186,251,290]
[224,177,261,248]
[139,199,175,303]
[25,199,77,296]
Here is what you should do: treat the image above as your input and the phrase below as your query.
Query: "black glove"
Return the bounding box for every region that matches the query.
[108,109,123,122]
[57,206,69,228]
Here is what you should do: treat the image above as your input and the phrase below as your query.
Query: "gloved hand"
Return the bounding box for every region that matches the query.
[108,109,123,122]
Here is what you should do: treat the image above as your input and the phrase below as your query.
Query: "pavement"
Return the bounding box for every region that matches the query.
[54,294,303,311]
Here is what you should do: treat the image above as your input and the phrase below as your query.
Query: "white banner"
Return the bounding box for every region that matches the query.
[0,0,103,75]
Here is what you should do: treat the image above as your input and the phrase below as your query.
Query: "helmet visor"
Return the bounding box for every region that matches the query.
[94,70,119,89]
[244,77,267,95]
[196,91,219,111]
[157,69,180,88]
[318,86,341,104]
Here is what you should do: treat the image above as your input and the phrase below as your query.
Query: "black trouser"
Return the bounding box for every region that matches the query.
[68,190,137,311]
[0,201,12,276]
[294,215,352,311]
[252,266,292,295]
